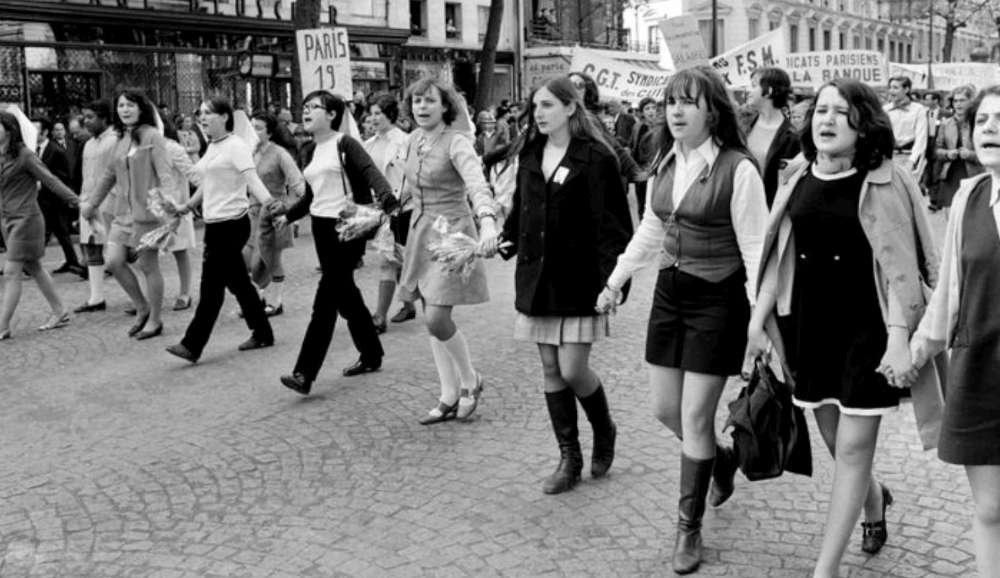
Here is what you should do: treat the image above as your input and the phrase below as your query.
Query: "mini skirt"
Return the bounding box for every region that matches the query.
[645,267,750,376]
[514,313,609,345]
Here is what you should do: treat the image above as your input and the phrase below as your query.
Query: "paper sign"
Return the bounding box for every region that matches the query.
[659,15,709,70]
[569,50,670,102]
[784,50,888,88]
[296,27,352,96]
[710,27,787,88]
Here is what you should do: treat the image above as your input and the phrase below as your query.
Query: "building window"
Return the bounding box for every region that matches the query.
[890,40,896,60]
[808,27,816,51]
[877,36,884,53]
[854,35,861,49]
[823,29,831,50]
[790,24,799,52]
[478,5,490,43]
[907,43,913,62]
[445,3,461,40]
[769,19,779,31]
[748,18,759,39]
[648,25,660,53]
[410,0,426,36]
[865,36,872,50]
[839,32,845,49]
[698,19,725,54]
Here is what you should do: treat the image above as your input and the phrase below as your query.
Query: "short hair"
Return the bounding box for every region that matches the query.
[302,90,347,131]
[751,67,792,109]
[566,72,601,114]
[202,97,235,131]
[888,76,912,92]
[251,111,278,138]
[966,85,1000,133]
[637,97,657,112]
[83,99,112,122]
[370,94,400,123]
[952,84,977,101]
[0,111,26,153]
[403,78,462,126]
[923,92,941,104]
[112,89,159,140]
[33,117,53,134]
[658,66,745,155]
[800,78,895,171]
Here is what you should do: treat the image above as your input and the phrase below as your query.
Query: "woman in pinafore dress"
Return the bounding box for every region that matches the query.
[485,77,632,494]
[912,85,1000,578]
[0,111,79,339]
[398,78,500,425]
[748,78,939,577]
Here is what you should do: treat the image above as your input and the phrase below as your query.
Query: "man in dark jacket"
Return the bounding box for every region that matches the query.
[607,99,636,149]
[33,118,86,278]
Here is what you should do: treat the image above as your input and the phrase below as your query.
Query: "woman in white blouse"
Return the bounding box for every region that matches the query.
[596,67,768,574]
[165,98,282,363]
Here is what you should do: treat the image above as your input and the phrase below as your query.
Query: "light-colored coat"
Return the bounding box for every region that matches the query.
[757,156,945,449]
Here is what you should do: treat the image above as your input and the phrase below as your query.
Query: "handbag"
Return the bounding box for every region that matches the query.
[726,358,812,481]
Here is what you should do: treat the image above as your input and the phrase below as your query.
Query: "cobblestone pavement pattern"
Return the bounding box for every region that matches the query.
[0,212,977,577]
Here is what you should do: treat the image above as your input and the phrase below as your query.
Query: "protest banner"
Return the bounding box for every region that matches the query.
[784,50,887,88]
[658,15,709,70]
[523,55,572,93]
[710,27,786,88]
[296,27,352,96]
[890,62,1000,91]
[569,49,670,102]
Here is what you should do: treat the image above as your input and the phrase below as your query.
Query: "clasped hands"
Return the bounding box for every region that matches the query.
[594,285,622,315]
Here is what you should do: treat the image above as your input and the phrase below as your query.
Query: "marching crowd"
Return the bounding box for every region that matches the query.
[1,65,998,577]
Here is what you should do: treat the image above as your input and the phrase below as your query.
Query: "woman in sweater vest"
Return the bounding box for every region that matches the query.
[397,78,500,425]
[484,76,633,494]
[747,78,939,577]
[911,86,1000,578]
[596,66,768,574]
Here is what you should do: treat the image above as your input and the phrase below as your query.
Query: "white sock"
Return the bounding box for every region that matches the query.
[440,329,477,391]
[430,336,461,405]
[87,266,105,304]
[271,280,284,307]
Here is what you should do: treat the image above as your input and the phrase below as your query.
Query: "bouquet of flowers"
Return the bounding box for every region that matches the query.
[427,216,509,283]
[137,188,181,253]
[336,203,385,242]
[372,220,402,265]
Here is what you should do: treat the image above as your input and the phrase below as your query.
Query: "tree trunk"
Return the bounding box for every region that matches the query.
[473,0,505,114]
[292,0,322,120]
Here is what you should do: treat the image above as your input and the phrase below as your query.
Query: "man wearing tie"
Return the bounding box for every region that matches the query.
[884,76,928,186]
[33,118,86,279]
[922,91,946,196]
[607,99,636,149]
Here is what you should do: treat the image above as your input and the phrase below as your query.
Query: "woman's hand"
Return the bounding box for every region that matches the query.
[595,285,621,314]
[947,149,959,161]
[477,217,499,255]
[959,147,975,160]
[878,328,917,388]
[746,323,772,362]
[80,202,95,220]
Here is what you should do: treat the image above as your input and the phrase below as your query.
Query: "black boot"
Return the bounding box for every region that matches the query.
[542,389,583,495]
[673,453,714,575]
[708,444,737,507]
[578,383,616,478]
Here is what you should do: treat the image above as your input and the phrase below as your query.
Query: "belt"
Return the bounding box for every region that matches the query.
[894,147,913,154]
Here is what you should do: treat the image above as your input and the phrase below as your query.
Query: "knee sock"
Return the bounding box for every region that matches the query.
[430,336,461,405]
[87,265,105,304]
[440,329,477,391]
[271,277,284,307]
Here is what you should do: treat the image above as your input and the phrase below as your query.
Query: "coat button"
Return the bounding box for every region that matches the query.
[799,253,807,260]
[833,255,841,261]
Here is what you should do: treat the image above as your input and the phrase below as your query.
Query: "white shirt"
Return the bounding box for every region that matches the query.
[303,134,351,218]
[607,139,768,303]
[193,134,256,223]
[885,99,928,167]
[81,127,119,207]
[364,127,407,199]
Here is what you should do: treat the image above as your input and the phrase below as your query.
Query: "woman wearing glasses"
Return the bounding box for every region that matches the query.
[399,78,500,425]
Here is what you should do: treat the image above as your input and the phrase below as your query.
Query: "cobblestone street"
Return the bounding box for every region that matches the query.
[0,213,977,577]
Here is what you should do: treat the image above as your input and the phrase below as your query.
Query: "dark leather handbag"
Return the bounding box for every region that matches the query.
[726,358,812,481]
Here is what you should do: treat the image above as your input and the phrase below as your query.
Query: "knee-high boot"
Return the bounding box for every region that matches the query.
[708,444,738,507]
[542,388,582,495]
[673,453,714,574]
[578,383,616,478]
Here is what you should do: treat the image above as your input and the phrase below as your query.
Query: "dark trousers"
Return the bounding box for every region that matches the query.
[39,194,80,266]
[181,215,273,356]
[294,216,383,380]
[634,181,647,220]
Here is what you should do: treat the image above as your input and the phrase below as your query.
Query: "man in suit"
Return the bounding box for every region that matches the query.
[606,99,636,149]
[474,110,509,158]
[33,118,86,279]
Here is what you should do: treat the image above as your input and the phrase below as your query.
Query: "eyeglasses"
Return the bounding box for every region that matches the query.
[302,103,326,113]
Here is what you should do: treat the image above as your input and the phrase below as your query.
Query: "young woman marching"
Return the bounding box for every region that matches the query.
[0,111,79,339]
[277,91,399,395]
[397,78,499,424]
[911,85,1000,578]
[250,112,305,317]
[595,66,768,574]
[164,98,281,363]
[746,78,938,577]
[83,89,177,339]
[484,76,632,493]
[930,84,982,213]
[161,118,197,312]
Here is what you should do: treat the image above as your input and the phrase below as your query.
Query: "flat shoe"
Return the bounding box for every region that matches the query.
[165,343,198,363]
[390,307,416,323]
[74,301,107,313]
[264,303,284,317]
[128,312,150,337]
[238,336,274,351]
[456,373,485,420]
[0,329,11,341]
[861,483,894,555]
[38,312,71,331]
[134,324,163,340]
[418,400,459,425]
[124,307,137,316]
[280,372,312,395]
[172,296,192,311]
[343,358,381,377]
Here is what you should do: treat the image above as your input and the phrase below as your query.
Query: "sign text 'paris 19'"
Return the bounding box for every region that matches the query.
[296,27,353,97]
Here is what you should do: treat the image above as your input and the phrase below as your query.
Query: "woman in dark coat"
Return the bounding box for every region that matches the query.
[485,76,632,495]
[0,111,79,338]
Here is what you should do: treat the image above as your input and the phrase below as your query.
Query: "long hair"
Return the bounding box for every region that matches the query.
[516,76,618,165]
[111,89,158,142]
[654,66,744,157]
[800,78,895,171]
[303,90,347,131]
[0,111,25,154]
[402,78,461,126]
